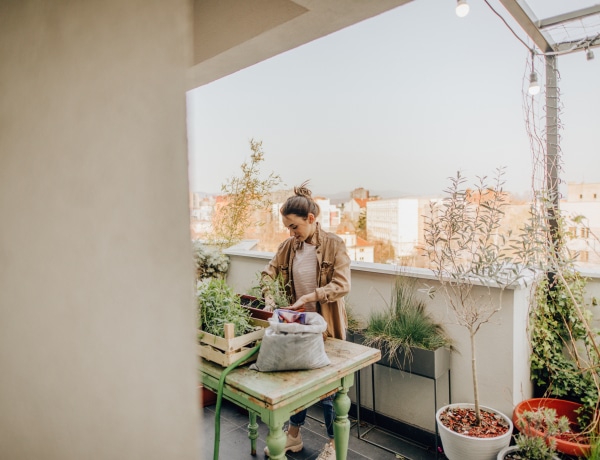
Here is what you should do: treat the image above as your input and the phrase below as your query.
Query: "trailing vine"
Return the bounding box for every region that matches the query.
[530,269,599,429]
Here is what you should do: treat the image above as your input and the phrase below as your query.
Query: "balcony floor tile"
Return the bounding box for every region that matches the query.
[200,399,440,459]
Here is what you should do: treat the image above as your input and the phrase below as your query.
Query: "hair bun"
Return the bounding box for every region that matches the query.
[294,180,312,198]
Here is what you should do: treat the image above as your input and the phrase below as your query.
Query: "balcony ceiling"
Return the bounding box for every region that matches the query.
[188,0,600,90]
[500,0,600,54]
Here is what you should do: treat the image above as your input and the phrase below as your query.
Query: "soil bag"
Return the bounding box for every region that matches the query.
[250,310,330,372]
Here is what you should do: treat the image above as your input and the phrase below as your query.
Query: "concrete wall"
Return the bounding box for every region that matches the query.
[225,248,544,432]
[0,2,199,459]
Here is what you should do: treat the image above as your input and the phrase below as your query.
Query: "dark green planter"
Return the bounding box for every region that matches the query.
[346,330,450,379]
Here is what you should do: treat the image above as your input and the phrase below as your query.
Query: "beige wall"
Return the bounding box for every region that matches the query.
[0,2,199,459]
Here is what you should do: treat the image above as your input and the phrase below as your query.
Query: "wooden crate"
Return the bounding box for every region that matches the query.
[198,318,269,367]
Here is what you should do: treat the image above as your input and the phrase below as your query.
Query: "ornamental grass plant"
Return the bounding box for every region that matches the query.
[363,275,451,368]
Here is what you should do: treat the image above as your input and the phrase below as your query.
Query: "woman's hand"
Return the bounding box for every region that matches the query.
[263,295,276,312]
[287,294,312,311]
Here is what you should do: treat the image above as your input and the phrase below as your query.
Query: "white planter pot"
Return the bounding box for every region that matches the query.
[436,403,513,460]
[497,445,561,460]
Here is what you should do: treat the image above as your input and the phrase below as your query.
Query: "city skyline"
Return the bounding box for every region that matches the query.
[187,0,600,198]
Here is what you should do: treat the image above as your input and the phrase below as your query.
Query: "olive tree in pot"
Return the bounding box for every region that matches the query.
[424,169,532,460]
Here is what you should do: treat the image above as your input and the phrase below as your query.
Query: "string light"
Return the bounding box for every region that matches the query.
[528,51,541,96]
[456,0,469,18]
[528,72,541,95]
[586,48,595,61]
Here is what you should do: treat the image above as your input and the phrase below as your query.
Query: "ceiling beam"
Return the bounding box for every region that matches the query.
[498,0,554,53]
[538,5,600,29]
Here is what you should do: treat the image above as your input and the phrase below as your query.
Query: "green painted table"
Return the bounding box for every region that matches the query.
[199,338,381,460]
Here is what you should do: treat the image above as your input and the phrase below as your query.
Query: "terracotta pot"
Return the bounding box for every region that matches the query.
[199,385,217,407]
[436,404,513,460]
[239,295,273,321]
[497,445,560,460]
[512,398,590,457]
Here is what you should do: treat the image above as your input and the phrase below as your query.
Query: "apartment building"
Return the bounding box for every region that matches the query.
[366,197,424,260]
[562,182,600,266]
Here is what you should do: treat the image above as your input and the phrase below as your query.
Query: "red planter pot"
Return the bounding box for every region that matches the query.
[199,385,217,407]
[512,398,590,457]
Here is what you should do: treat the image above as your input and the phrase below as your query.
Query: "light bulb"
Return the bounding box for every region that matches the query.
[528,72,540,95]
[456,0,469,17]
[586,48,595,61]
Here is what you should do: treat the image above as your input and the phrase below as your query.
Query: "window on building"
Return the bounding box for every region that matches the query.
[579,251,589,263]
[581,227,590,238]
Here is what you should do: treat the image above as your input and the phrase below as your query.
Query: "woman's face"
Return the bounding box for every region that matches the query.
[282,213,316,243]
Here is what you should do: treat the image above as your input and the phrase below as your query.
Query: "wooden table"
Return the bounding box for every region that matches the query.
[199,338,381,460]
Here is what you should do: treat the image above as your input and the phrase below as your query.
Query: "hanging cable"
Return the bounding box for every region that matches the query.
[483,0,533,52]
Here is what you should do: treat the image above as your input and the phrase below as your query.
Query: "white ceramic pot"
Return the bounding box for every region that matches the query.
[497,445,561,460]
[436,403,513,460]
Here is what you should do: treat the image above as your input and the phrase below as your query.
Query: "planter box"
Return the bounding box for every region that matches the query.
[240,294,274,321]
[198,317,269,367]
[347,330,450,379]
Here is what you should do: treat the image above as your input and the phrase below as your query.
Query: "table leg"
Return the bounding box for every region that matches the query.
[265,424,287,460]
[332,381,352,460]
[247,412,258,455]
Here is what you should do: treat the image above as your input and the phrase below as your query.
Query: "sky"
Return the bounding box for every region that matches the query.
[186,0,599,199]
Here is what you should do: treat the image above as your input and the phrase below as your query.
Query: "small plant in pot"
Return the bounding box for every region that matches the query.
[498,407,569,460]
[246,272,291,310]
[424,169,532,460]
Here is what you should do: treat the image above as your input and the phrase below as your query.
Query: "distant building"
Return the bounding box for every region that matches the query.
[562,182,600,266]
[189,192,216,240]
[336,220,374,263]
[367,198,425,260]
[350,187,370,200]
[343,197,368,223]
[315,197,331,230]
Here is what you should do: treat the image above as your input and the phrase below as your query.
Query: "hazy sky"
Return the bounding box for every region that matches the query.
[187,0,599,198]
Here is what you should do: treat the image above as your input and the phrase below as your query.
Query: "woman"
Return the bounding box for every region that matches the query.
[261,181,351,460]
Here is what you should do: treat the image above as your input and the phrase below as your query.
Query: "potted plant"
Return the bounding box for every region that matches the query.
[424,169,530,460]
[197,278,267,367]
[361,275,452,378]
[242,272,290,320]
[512,398,592,458]
[498,407,569,460]
[197,278,253,338]
[192,242,230,281]
[522,209,600,456]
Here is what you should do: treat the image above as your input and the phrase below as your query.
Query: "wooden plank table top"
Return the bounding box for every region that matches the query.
[200,338,381,460]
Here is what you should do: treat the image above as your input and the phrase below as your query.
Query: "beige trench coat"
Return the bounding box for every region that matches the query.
[261,223,351,340]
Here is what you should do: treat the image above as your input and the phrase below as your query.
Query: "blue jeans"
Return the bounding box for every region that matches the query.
[289,394,335,439]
